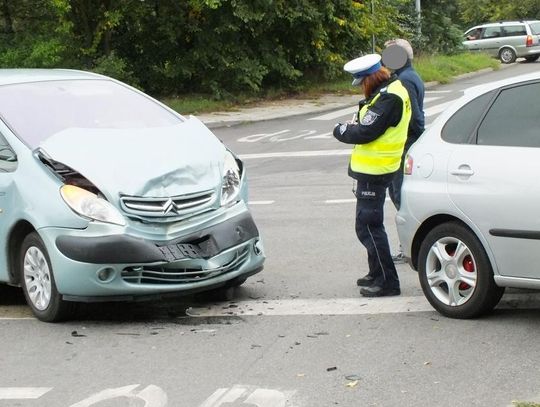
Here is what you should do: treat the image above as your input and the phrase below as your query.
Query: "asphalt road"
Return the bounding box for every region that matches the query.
[2,61,540,407]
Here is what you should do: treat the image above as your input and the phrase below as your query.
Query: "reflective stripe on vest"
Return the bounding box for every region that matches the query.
[350,80,412,175]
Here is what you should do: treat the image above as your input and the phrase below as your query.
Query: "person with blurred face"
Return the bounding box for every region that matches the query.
[333,54,411,297]
[383,38,425,264]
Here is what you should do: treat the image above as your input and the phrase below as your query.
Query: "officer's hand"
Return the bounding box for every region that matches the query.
[333,122,348,138]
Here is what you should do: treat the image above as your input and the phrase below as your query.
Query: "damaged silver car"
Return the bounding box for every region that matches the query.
[0,69,265,322]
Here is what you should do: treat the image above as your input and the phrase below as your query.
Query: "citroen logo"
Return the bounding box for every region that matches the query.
[162,198,176,215]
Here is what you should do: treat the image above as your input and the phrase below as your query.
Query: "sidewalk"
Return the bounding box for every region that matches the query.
[195,66,503,129]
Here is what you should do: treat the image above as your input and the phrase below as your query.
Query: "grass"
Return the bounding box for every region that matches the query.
[513,403,540,407]
[415,52,499,84]
[162,52,499,115]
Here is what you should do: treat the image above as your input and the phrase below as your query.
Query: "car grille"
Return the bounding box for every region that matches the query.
[121,247,249,285]
[119,190,217,221]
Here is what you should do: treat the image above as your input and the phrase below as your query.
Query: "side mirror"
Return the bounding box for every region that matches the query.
[0,146,17,162]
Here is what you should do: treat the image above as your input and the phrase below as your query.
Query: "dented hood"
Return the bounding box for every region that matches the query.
[39,116,226,199]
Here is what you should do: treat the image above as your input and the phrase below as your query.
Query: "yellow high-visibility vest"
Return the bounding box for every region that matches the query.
[350,80,411,175]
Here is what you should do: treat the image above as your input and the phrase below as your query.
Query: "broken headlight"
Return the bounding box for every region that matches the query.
[60,185,126,226]
[220,151,241,207]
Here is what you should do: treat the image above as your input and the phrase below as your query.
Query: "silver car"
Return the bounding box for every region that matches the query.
[463,20,540,63]
[396,71,540,318]
[0,69,265,322]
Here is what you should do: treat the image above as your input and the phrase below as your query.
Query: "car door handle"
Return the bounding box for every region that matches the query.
[450,166,474,177]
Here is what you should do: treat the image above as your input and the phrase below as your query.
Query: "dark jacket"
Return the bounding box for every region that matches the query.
[395,61,425,147]
[332,75,404,184]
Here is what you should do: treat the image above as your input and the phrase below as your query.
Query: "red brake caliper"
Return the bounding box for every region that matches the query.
[460,255,474,290]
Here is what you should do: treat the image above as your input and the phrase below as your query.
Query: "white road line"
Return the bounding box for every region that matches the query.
[425,101,454,117]
[423,96,443,104]
[307,106,357,121]
[188,296,434,317]
[249,201,275,205]
[425,90,453,94]
[188,293,540,317]
[325,198,391,204]
[0,388,52,399]
[239,149,351,160]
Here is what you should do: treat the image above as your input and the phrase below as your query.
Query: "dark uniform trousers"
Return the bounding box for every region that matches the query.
[355,179,400,290]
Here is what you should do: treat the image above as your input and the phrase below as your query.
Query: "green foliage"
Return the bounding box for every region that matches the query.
[0,0,406,97]
[458,0,540,28]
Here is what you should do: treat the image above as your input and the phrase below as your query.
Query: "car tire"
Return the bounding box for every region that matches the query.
[418,222,504,319]
[20,232,74,322]
[525,55,540,62]
[499,47,516,64]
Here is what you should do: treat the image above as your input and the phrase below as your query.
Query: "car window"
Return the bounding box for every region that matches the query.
[477,82,540,147]
[530,22,540,34]
[0,79,183,148]
[0,132,17,173]
[441,91,495,144]
[503,25,527,36]
[482,27,502,39]
[464,28,482,41]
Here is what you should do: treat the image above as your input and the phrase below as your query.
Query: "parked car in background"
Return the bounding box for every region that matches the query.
[463,20,540,63]
[396,71,540,319]
[0,69,265,322]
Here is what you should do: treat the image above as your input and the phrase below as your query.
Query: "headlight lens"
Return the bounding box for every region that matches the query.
[60,185,126,226]
[221,151,241,207]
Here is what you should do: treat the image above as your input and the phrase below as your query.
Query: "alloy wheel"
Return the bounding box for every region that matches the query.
[23,246,52,311]
[425,237,477,307]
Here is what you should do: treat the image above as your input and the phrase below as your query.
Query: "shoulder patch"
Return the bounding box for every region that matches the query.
[360,110,380,126]
[339,123,348,135]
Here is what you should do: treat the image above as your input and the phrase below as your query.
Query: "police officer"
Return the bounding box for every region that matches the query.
[333,54,411,297]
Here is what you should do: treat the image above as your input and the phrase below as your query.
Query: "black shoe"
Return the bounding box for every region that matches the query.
[360,285,401,297]
[356,274,375,287]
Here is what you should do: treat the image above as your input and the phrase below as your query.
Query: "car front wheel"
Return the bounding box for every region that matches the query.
[20,232,73,322]
[418,222,504,319]
[499,47,516,63]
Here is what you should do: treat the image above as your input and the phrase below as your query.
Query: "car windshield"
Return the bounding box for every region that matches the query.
[0,79,183,148]
[529,22,540,34]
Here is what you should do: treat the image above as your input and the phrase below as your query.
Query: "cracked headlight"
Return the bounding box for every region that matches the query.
[60,185,126,226]
[221,151,241,207]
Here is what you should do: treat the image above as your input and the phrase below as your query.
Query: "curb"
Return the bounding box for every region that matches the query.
[202,64,509,129]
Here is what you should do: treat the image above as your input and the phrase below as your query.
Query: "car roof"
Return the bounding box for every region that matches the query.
[470,20,540,29]
[465,71,540,97]
[0,69,106,86]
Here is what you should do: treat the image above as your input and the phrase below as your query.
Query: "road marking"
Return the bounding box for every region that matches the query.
[423,96,443,104]
[249,200,275,205]
[0,388,52,399]
[187,293,540,317]
[188,296,434,317]
[325,198,391,204]
[307,106,357,121]
[425,90,452,94]
[71,384,167,407]
[425,101,454,118]
[200,386,293,407]
[239,149,351,160]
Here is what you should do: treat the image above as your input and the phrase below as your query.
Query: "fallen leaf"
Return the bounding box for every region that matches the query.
[297,373,305,377]
[346,380,358,388]
[423,361,431,366]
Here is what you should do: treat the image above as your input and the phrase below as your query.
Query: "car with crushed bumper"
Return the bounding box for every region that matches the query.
[397,71,540,319]
[0,69,265,322]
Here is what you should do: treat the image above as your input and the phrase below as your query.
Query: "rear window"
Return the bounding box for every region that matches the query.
[503,25,527,36]
[529,22,540,34]
[0,79,182,148]
[441,91,495,144]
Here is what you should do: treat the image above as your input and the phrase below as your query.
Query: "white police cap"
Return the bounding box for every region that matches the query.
[343,54,382,86]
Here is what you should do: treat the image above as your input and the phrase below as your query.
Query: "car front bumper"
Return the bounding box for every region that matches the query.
[39,206,265,301]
